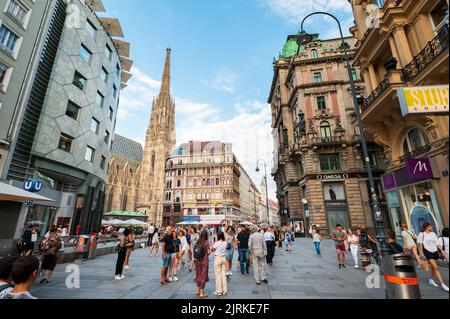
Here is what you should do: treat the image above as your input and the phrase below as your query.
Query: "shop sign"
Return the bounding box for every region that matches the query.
[398,85,449,117]
[316,173,349,181]
[23,179,43,193]
[406,158,434,180]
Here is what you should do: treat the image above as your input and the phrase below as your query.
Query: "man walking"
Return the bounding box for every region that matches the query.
[331,224,347,269]
[160,227,175,285]
[249,227,268,285]
[0,256,39,299]
[237,226,250,275]
[263,225,275,265]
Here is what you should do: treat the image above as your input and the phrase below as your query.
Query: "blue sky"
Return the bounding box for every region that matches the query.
[101,0,353,199]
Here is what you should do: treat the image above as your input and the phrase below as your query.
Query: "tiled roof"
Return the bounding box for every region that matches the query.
[111,134,143,163]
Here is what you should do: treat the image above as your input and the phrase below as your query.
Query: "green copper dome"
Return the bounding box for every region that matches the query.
[280,34,320,59]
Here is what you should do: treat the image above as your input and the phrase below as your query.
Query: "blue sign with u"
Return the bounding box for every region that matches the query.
[23,179,43,193]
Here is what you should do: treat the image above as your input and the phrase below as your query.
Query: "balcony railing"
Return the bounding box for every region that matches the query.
[402,24,449,82]
[362,76,391,111]
[311,136,346,147]
[400,144,432,163]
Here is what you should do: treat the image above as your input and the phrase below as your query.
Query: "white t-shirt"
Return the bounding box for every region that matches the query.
[213,241,227,257]
[418,232,439,253]
[1,291,37,299]
[348,234,358,246]
[148,226,155,235]
[264,231,275,241]
[0,281,13,299]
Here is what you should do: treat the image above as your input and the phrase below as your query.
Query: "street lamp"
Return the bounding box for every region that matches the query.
[299,12,389,256]
[256,159,270,224]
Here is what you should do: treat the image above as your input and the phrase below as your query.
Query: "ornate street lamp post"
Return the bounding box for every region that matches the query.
[256,159,270,223]
[298,12,389,256]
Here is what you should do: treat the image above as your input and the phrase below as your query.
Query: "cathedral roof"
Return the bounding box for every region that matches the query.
[111,134,143,163]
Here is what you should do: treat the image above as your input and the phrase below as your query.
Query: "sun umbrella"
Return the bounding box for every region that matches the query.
[239,221,255,226]
[123,219,148,226]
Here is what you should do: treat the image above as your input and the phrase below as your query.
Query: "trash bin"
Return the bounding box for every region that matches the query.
[383,254,421,299]
[87,235,97,260]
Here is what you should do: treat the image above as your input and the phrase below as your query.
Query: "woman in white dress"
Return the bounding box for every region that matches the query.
[347,229,359,269]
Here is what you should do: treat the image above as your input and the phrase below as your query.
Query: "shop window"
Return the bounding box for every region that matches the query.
[402,128,430,156]
[319,154,341,172]
[323,183,346,201]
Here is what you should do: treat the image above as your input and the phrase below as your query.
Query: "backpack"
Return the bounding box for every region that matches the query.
[193,243,206,261]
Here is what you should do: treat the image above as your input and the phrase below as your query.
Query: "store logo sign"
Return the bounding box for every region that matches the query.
[23,179,43,193]
[398,85,449,117]
[406,158,434,180]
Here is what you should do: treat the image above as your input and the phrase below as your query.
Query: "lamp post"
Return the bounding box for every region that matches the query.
[256,159,270,223]
[298,12,389,256]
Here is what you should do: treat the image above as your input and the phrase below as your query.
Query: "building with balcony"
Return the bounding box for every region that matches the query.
[349,0,449,239]
[269,32,387,236]
[162,141,261,227]
[0,0,132,253]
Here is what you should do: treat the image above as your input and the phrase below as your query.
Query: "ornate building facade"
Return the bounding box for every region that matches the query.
[349,0,449,239]
[269,33,387,236]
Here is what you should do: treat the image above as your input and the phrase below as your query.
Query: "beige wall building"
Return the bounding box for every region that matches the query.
[162,141,260,226]
[269,33,387,236]
[349,0,449,238]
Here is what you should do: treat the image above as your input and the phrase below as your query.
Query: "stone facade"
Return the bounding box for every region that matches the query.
[269,33,387,236]
[349,0,449,238]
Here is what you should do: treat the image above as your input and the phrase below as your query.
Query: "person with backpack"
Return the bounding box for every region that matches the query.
[237,226,251,275]
[0,257,18,298]
[194,230,210,298]
[401,223,422,268]
[39,226,62,284]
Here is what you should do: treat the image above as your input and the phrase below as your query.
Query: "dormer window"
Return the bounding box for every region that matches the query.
[311,49,318,59]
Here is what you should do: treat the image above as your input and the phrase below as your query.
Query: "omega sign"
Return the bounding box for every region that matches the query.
[316,174,349,181]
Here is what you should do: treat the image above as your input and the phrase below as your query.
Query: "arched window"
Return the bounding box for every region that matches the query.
[216,178,220,186]
[177,179,181,188]
[403,128,430,155]
[320,121,332,141]
[311,49,318,59]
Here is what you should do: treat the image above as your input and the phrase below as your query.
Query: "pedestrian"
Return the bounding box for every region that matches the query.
[224,226,236,276]
[348,228,359,269]
[387,230,404,255]
[278,228,285,248]
[189,226,199,273]
[40,226,62,284]
[124,231,135,269]
[211,231,228,296]
[401,223,422,268]
[418,223,449,292]
[249,226,268,285]
[21,225,34,256]
[331,224,347,269]
[263,225,275,265]
[0,256,18,298]
[160,227,175,285]
[237,226,251,275]
[179,230,188,269]
[115,228,133,280]
[273,226,280,251]
[149,227,160,257]
[194,230,210,298]
[284,227,292,252]
[0,256,39,299]
[438,228,449,265]
[169,231,181,282]
[309,225,322,257]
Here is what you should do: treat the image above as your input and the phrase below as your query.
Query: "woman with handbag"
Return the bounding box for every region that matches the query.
[418,223,449,292]
[224,226,235,276]
[401,223,423,269]
[40,226,62,284]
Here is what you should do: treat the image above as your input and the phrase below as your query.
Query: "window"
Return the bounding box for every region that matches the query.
[113,84,117,98]
[86,20,96,38]
[100,67,108,84]
[96,91,104,108]
[80,44,91,64]
[105,45,112,60]
[66,101,80,120]
[91,118,100,134]
[311,49,318,59]
[177,180,181,188]
[313,72,322,83]
[0,62,9,86]
[374,0,386,8]
[116,63,121,77]
[58,134,73,152]
[319,154,341,172]
[109,106,114,120]
[403,128,430,155]
[0,25,19,54]
[73,71,87,90]
[365,152,379,169]
[104,130,110,144]
[351,68,358,81]
[320,121,332,140]
[430,0,449,31]
[317,96,326,110]
[7,0,28,25]
[100,156,106,170]
[85,146,95,162]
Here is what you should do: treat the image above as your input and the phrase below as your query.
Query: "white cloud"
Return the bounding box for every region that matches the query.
[201,67,239,93]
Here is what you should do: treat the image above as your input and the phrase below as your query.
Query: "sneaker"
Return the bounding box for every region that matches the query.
[167,277,173,283]
[173,276,179,282]
[214,292,222,296]
[342,264,346,269]
[226,271,230,276]
[354,265,360,269]
[441,283,449,292]
[339,264,342,269]
[114,275,122,280]
[429,279,439,287]
[229,271,233,276]
[124,265,130,269]
[120,275,125,279]
[262,279,268,284]
[256,281,261,285]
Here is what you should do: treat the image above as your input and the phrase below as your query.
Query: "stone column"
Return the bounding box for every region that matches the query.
[392,25,414,68]
[368,64,378,90]
[362,69,373,92]
[388,34,402,68]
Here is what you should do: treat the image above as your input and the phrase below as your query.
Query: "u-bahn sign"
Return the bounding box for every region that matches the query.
[23,179,43,193]
[398,85,449,117]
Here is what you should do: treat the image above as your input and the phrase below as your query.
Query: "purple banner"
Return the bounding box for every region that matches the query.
[383,158,434,192]
[406,158,434,180]
[382,174,396,191]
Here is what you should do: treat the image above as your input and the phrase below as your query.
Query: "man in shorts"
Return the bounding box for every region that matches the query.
[160,227,174,285]
[331,224,347,269]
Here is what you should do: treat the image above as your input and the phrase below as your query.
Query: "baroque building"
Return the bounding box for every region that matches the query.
[269,33,387,236]
[348,0,449,239]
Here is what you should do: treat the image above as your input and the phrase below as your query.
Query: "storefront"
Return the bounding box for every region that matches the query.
[383,157,444,239]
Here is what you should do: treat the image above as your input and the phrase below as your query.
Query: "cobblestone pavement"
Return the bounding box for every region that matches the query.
[31,239,449,299]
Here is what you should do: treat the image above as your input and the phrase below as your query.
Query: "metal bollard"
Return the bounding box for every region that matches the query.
[383,254,421,299]
[87,235,97,260]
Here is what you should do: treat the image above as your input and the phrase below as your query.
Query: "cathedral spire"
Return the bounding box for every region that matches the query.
[160,48,171,96]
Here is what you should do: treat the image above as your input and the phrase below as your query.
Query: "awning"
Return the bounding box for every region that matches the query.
[121,70,132,83]
[99,17,124,37]
[0,183,55,202]
[113,39,130,58]
[120,56,133,72]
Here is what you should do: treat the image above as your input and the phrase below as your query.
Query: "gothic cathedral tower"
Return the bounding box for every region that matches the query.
[136,48,176,225]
